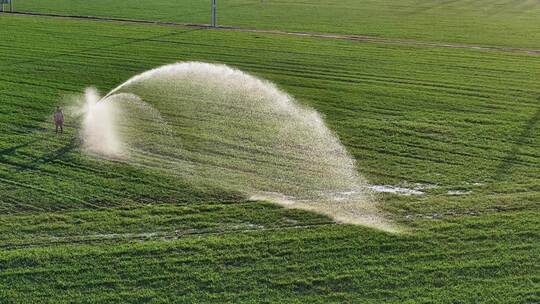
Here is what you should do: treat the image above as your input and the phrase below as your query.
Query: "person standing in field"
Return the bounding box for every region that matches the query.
[54,106,64,134]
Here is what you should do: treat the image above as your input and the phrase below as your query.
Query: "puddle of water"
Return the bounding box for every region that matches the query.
[368,185,424,196]
[447,190,472,195]
[412,183,438,190]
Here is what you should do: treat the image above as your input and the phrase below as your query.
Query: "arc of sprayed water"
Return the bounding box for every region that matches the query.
[105,62,216,98]
[87,61,399,233]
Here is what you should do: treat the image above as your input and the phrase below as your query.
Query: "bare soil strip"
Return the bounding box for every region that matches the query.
[5,11,539,55]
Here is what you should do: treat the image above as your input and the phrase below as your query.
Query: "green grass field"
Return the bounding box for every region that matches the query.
[15,0,540,48]
[0,2,539,303]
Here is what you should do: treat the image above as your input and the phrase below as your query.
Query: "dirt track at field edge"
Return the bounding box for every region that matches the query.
[4,11,539,55]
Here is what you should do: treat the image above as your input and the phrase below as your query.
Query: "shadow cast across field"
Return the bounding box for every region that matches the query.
[0,139,42,158]
[495,99,540,180]
[0,135,79,172]
[22,137,80,171]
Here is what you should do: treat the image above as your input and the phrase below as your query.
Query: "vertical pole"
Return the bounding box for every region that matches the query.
[10,0,13,12]
[211,0,217,27]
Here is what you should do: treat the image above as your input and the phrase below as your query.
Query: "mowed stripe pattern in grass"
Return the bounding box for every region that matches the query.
[13,0,540,48]
[0,15,538,302]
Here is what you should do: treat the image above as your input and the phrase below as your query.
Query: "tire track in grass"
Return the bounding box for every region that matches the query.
[0,195,45,213]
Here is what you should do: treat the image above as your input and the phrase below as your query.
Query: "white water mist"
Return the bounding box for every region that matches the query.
[70,87,125,158]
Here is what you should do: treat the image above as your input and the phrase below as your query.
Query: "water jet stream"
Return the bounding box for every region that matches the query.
[74,62,397,232]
